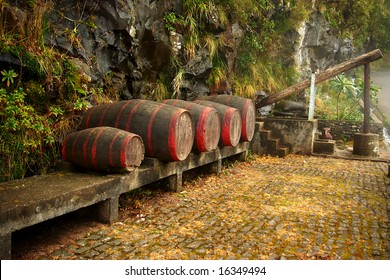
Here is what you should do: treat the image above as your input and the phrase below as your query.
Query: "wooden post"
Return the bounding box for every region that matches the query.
[256,49,383,107]
[363,63,371,134]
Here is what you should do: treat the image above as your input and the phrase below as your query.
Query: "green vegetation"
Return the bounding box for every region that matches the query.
[0,0,101,182]
[163,12,187,32]
[1,69,17,87]
[315,74,379,121]
[320,0,390,51]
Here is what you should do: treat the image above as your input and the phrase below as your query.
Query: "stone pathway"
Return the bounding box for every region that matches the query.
[29,155,390,260]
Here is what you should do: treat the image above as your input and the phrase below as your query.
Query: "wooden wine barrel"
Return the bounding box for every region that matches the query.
[80,100,194,162]
[198,95,256,141]
[192,100,242,147]
[62,127,145,173]
[162,99,221,153]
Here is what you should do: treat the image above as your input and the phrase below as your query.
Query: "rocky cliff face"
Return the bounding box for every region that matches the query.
[295,12,355,77]
[2,1,357,100]
[42,0,229,100]
[45,0,176,99]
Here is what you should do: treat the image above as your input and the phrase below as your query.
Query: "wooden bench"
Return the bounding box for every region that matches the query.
[0,142,249,259]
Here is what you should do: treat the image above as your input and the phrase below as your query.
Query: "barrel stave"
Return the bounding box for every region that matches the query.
[80,100,194,162]
[192,99,242,147]
[62,127,145,173]
[163,99,220,153]
[198,95,255,142]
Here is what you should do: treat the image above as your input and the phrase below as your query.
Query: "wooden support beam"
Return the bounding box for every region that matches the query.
[363,63,371,134]
[257,49,383,107]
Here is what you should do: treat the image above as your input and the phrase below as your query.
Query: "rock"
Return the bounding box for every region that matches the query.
[11,1,362,102]
[297,13,355,75]
[69,58,92,82]
[222,23,245,76]
[277,100,306,112]
[2,5,27,35]
[183,49,213,77]
[0,53,22,67]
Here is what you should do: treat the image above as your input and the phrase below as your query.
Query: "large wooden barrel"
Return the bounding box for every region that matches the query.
[192,100,241,147]
[198,95,256,142]
[62,127,145,173]
[162,99,220,153]
[80,100,194,162]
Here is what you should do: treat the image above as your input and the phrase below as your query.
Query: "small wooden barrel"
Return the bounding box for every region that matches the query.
[80,100,194,162]
[198,95,256,141]
[162,99,221,153]
[62,127,145,173]
[192,100,241,147]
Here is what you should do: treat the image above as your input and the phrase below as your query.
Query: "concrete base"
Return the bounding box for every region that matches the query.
[313,139,336,155]
[168,171,183,192]
[257,117,317,155]
[97,197,119,224]
[353,133,379,157]
[0,233,11,260]
[250,122,264,154]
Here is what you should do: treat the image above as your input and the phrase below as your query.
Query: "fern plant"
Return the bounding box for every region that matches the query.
[1,69,18,88]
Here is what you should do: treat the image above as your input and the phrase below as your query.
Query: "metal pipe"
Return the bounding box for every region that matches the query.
[308,71,316,121]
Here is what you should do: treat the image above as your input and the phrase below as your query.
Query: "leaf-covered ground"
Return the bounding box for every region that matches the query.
[13,155,390,260]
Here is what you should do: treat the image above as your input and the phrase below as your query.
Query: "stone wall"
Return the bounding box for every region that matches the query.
[318,120,384,141]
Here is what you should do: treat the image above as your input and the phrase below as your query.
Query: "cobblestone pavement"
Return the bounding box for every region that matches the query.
[34,155,390,260]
